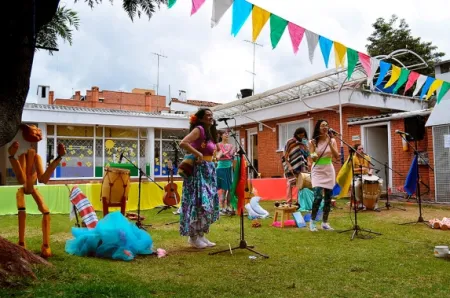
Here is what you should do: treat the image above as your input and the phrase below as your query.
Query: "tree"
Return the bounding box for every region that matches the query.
[366,15,445,77]
[0,0,166,147]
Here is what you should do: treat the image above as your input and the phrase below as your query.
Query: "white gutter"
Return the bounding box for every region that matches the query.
[347,109,432,126]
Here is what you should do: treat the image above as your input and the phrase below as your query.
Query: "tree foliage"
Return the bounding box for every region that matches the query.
[366,15,445,76]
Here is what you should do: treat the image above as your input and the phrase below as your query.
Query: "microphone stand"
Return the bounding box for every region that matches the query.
[331,132,381,240]
[398,134,434,226]
[121,154,164,230]
[210,119,268,258]
[366,153,406,211]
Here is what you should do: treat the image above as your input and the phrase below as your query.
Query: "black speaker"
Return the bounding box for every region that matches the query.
[240,89,253,98]
[404,115,425,141]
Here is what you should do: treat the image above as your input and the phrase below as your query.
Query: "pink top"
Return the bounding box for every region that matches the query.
[190,126,216,156]
[218,143,235,160]
[310,138,337,189]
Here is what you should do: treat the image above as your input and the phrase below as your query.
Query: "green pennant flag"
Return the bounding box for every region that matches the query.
[437,81,450,104]
[168,0,177,8]
[393,68,411,94]
[347,48,358,80]
[270,14,288,49]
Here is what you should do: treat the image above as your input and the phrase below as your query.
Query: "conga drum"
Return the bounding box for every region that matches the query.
[296,173,312,190]
[362,175,381,210]
[101,167,130,216]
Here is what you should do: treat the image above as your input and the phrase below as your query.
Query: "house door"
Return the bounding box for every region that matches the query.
[247,128,258,178]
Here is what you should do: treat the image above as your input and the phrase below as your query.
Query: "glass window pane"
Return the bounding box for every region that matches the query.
[161,129,187,139]
[104,139,138,175]
[57,125,94,137]
[47,125,55,136]
[155,129,161,139]
[154,140,161,176]
[104,127,138,138]
[95,139,103,177]
[57,138,94,178]
[96,126,103,137]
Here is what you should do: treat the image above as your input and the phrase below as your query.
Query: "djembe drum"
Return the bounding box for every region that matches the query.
[362,174,381,210]
[101,167,130,216]
[296,172,312,190]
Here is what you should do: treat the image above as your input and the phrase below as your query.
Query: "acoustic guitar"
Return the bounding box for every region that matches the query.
[163,161,181,206]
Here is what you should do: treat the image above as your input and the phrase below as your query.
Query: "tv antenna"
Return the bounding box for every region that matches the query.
[244,40,263,95]
[152,51,168,95]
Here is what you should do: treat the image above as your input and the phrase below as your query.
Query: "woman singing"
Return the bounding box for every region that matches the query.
[179,109,220,248]
[309,119,339,231]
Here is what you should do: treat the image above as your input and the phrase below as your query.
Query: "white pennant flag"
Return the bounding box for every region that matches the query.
[211,0,234,28]
[305,30,319,64]
[368,58,380,89]
[413,75,427,96]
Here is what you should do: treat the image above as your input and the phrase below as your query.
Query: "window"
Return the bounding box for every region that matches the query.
[440,62,450,74]
[154,129,187,177]
[278,120,311,151]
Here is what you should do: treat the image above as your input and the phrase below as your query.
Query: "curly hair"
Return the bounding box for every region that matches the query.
[189,108,218,143]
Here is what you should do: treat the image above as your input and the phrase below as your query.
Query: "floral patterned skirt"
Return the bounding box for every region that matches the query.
[179,161,220,237]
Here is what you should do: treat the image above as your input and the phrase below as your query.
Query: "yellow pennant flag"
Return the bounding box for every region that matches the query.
[333,157,353,199]
[426,79,444,100]
[334,42,347,68]
[384,65,401,88]
[252,6,270,42]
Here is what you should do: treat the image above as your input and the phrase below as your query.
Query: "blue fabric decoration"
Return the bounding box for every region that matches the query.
[419,77,435,100]
[318,36,333,68]
[375,61,391,87]
[404,155,418,196]
[231,0,252,37]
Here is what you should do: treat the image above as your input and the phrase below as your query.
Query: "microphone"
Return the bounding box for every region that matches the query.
[119,152,124,163]
[328,128,340,135]
[217,117,234,122]
[395,130,410,136]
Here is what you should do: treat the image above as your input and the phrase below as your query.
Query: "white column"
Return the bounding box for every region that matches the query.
[147,128,155,179]
[37,123,47,185]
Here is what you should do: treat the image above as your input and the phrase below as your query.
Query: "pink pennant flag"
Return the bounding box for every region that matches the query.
[287,22,305,55]
[358,52,371,77]
[191,0,206,15]
[403,71,420,95]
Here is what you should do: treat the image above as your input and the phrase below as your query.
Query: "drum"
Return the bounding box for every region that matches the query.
[296,173,312,190]
[362,175,381,210]
[101,167,130,216]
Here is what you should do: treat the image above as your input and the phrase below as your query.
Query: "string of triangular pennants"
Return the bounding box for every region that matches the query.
[168,0,450,104]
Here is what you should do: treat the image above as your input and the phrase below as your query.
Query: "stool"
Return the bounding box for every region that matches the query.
[273,206,297,228]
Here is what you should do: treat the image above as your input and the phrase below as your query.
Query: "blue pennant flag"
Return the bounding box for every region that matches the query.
[375,61,391,87]
[404,155,418,196]
[231,0,252,37]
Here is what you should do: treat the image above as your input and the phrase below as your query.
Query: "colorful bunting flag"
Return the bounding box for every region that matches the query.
[426,79,443,100]
[168,0,177,8]
[252,5,270,42]
[318,36,333,68]
[358,52,371,77]
[368,58,380,88]
[231,0,252,37]
[404,71,420,95]
[393,68,410,94]
[413,75,427,96]
[419,76,435,100]
[437,82,450,104]
[375,61,391,87]
[404,155,418,196]
[384,65,401,88]
[346,48,358,80]
[211,0,234,28]
[287,22,305,55]
[332,157,353,199]
[305,30,319,63]
[334,42,346,68]
[270,14,288,49]
[191,0,206,15]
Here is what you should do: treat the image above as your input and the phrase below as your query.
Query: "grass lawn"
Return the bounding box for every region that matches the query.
[1,198,450,298]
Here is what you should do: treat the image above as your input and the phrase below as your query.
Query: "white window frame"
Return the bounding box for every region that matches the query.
[277,119,312,151]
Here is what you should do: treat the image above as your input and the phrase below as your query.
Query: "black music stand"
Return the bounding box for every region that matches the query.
[332,133,381,240]
[120,154,164,230]
[209,119,268,258]
[398,136,433,226]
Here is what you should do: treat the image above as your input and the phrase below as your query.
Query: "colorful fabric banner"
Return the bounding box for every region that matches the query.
[437,82,450,104]
[305,30,319,63]
[404,155,418,196]
[384,65,401,88]
[413,74,427,96]
[270,14,288,49]
[318,36,333,68]
[393,68,410,94]
[358,52,371,77]
[347,48,358,80]
[404,71,420,95]
[375,61,391,87]
[287,22,305,55]
[236,156,247,215]
[229,155,240,210]
[419,76,434,100]
[231,0,252,37]
[426,79,443,100]
[191,0,206,15]
[334,42,346,68]
[368,58,380,88]
[168,0,177,8]
[211,0,234,28]
[252,5,270,42]
[332,157,352,199]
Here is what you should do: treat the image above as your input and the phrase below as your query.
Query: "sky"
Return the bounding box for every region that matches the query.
[28,0,450,105]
